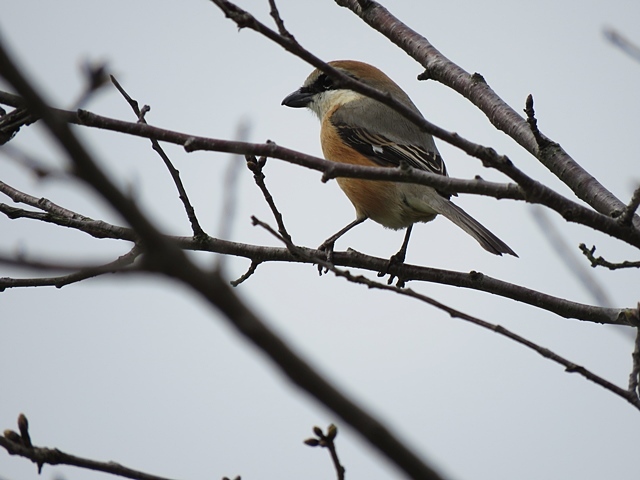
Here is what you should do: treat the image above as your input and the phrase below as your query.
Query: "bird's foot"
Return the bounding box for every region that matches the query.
[316,239,336,275]
[377,250,407,288]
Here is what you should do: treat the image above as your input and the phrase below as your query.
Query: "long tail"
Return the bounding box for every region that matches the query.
[429,196,517,257]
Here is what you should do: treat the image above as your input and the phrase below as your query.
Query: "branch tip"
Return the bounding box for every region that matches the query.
[416,69,431,81]
[17,414,32,448]
[471,72,486,84]
[579,243,640,270]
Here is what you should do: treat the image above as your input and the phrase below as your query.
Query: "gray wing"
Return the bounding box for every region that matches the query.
[332,123,447,176]
[330,97,447,176]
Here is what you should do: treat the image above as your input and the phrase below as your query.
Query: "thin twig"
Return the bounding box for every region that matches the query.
[304,425,345,480]
[246,152,293,245]
[110,75,206,238]
[523,94,548,149]
[618,186,640,227]
[579,244,640,270]
[0,251,123,272]
[230,259,261,286]
[1,430,178,480]
[16,414,32,448]
[267,0,293,38]
[0,179,89,219]
[0,202,136,241]
[0,247,141,290]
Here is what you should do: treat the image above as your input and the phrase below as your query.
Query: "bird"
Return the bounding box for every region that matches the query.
[281,60,517,269]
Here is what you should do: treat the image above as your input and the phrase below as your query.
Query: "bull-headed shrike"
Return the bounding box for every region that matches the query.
[282,60,517,267]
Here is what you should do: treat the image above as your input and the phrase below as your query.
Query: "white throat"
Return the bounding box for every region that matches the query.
[307,89,362,118]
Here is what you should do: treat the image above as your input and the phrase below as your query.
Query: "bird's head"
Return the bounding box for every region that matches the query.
[281,60,412,119]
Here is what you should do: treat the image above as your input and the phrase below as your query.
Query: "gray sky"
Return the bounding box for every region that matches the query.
[2,1,640,479]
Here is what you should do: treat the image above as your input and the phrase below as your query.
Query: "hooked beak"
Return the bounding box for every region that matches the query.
[281,88,314,108]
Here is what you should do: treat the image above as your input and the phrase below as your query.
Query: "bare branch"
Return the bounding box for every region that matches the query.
[618,186,640,227]
[230,259,261,286]
[16,414,32,448]
[1,424,178,480]
[524,94,549,149]
[0,179,87,219]
[110,75,206,238]
[246,152,293,244]
[0,246,141,290]
[304,425,345,480]
[267,0,293,39]
[579,244,640,270]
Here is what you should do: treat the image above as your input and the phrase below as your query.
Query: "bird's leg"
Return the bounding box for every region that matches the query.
[317,217,367,273]
[378,225,413,286]
[391,224,413,265]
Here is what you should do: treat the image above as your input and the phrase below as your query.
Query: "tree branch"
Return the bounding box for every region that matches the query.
[579,244,640,270]
[0,429,178,480]
[618,186,640,227]
[110,75,206,238]
[0,179,90,219]
[1,179,635,325]
[304,425,345,480]
[0,247,141,290]
[246,152,293,245]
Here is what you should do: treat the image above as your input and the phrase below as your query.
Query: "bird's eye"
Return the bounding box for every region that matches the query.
[316,74,334,91]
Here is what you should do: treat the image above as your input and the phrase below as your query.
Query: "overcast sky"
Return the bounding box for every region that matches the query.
[2,1,640,479]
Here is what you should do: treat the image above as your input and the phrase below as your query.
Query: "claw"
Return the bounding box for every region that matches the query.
[317,240,335,275]
[377,250,406,286]
[316,217,367,275]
